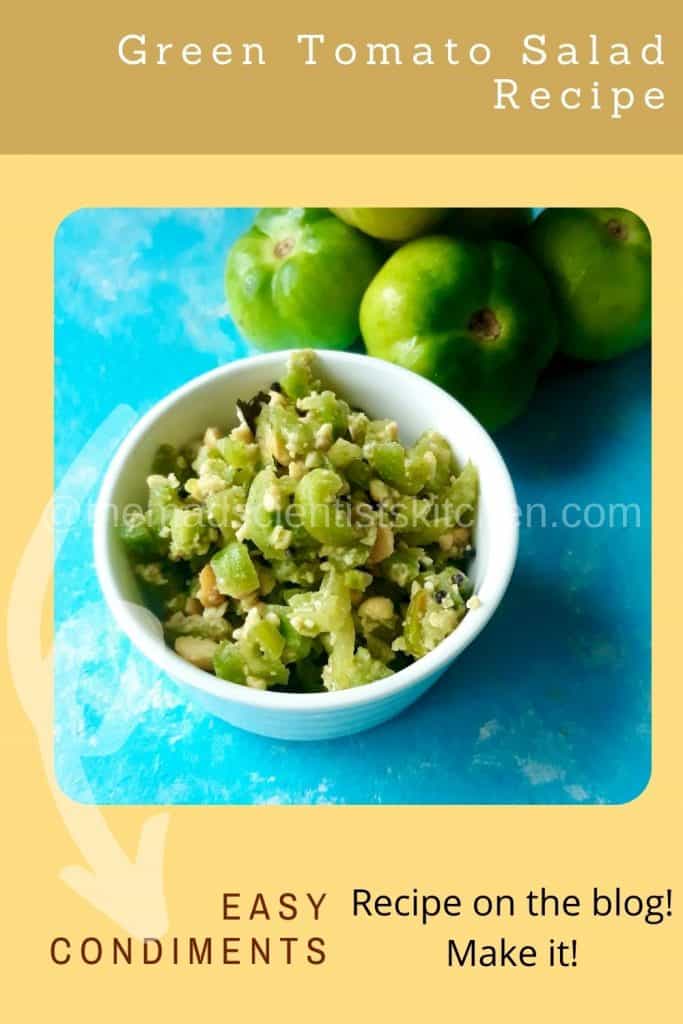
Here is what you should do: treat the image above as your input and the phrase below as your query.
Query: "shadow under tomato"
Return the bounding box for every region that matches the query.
[496,345,651,482]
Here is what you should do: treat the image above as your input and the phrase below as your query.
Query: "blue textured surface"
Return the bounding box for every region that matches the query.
[54,209,651,805]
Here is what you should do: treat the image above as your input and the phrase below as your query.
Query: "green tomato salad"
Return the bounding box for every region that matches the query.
[119,352,480,693]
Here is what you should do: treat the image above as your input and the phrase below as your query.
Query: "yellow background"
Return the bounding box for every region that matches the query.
[0,155,676,1021]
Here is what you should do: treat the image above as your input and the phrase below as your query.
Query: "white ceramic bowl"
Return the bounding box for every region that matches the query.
[94,350,518,740]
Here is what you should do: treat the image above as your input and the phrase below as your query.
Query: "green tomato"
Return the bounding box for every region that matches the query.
[330,208,447,242]
[360,236,558,431]
[526,208,651,361]
[447,208,534,242]
[226,208,383,352]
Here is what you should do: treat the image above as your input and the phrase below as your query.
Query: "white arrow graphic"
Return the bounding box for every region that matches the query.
[6,406,170,939]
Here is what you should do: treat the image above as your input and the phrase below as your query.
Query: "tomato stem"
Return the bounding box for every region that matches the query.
[468,307,501,342]
[607,218,629,242]
[273,238,295,259]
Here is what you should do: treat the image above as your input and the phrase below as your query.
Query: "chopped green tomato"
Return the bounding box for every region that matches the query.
[390,495,433,533]
[256,401,313,466]
[146,473,181,536]
[169,507,212,561]
[271,556,322,588]
[381,547,423,588]
[367,441,410,491]
[321,615,354,690]
[122,351,480,693]
[164,611,231,643]
[446,461,478,524]
[243,468,294,559]
[401,568,472,658]
[344,569,373,592]
[349,648,394,686]
[120,510,167,559]
[211,541,259,599]
[366,430,455,495]
[411,431,456,491]
[213,641,248,685]
[205,485,247,542]
[322,543,370,571]
[185,436,259,493]
[402,462,479,545]
[295,468,358,546]
[271,607,314,663]
[297,389,350,438]
[238,611,289,686]
[328,437,362,468]
[189,445,233,491]
[279,349,322,400]
[287,568,351,637]
[364,419,399,446]
[322,615,393,691]
[346,459,372,488]
[214,607,289,688]
[215,435,260,472]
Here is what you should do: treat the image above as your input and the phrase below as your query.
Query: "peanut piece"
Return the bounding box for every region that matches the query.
[174,636,218,672]
[368,524,394,564]
[198,564,223,608]
[358,596,394,621]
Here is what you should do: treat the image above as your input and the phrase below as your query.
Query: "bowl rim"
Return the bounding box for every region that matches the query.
[94,349,519,714]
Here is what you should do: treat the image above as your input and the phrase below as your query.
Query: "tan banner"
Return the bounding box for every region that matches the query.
[2,0,679,153]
